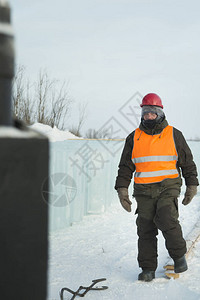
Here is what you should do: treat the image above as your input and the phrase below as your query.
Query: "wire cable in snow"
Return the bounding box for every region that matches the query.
[59,278,108,300]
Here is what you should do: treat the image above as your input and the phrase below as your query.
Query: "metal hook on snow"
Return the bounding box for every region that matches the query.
[59,278,108,300]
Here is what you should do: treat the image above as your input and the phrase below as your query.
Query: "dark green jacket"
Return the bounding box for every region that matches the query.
[115,119,199,194]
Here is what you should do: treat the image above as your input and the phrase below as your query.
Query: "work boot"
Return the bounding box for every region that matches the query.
[174,255,188,273]
[138,270,155,282]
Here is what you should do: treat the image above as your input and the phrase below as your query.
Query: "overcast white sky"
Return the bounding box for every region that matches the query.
[9,0,200,139]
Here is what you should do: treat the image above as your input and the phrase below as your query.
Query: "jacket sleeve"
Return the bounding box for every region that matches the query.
[114,131,135,190]
[173,128,199,186]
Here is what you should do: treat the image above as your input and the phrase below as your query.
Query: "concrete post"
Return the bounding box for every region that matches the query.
[0,2,49,299]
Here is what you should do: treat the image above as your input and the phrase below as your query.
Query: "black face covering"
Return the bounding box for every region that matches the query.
[142,118,157,129]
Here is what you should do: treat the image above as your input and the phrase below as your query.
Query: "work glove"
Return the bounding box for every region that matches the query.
[117,188,132,212]
[182,186,197,205]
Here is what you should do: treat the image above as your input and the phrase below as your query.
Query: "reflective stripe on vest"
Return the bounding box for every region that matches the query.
[132,125,179,184]
[132,155,177,164]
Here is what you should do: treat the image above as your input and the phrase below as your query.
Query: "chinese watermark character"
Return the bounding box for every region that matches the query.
[69,141,109,182]
[119,91,142,128]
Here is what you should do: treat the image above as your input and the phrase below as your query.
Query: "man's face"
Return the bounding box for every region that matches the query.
[143,112,157,120]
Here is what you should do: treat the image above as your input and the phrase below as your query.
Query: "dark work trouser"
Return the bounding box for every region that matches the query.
[135,191,186,271]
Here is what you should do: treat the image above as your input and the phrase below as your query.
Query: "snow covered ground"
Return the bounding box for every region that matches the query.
[48,194,200,300]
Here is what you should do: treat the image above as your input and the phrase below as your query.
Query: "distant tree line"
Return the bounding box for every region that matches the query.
[187,138,200,141]
[12,65,112,138]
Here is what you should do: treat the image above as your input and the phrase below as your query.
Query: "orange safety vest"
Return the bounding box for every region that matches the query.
[132,125,179,184]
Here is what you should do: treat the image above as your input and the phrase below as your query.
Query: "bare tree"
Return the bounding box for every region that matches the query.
[12,66,72,130]
[12,66,34,124]
[49,81,71,130]
[35,70,53,124]
[69,102,88,137]
[23,80,35,124]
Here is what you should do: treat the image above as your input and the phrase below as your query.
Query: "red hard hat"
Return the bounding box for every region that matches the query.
[140,93,163,108]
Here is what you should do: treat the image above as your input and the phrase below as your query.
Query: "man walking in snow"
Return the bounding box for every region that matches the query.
[115,93,199,282]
